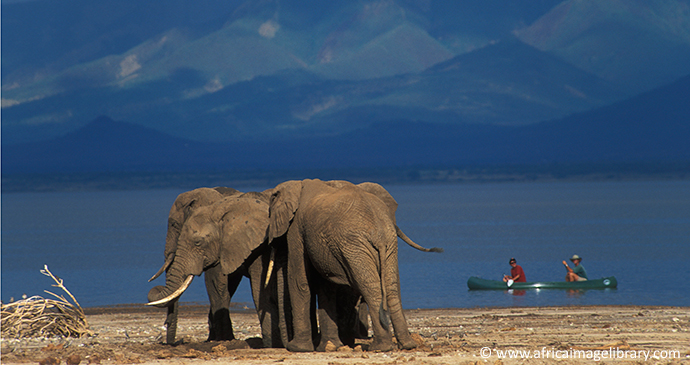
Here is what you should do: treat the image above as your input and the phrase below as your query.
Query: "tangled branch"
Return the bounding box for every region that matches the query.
[1,265,92,339]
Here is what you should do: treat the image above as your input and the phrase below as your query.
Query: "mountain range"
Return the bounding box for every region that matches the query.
[4,74,689,176]
[2,0,690,179]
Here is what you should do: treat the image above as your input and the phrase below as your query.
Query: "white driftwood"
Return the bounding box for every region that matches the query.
[0,265,92,339]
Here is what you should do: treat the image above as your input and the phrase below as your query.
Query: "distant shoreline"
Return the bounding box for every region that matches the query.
[82,302,689,316]
[82,302,256,316]
[3,162,689,193]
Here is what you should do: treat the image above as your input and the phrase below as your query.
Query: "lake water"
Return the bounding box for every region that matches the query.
[2,180,689,309]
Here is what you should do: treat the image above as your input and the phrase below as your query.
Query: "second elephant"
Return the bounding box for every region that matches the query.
[267,179,422,352]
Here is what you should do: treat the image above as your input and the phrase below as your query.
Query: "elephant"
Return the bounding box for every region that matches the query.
[313,180,441,349]
[148,187,240,344]
[147,188,290,347]
[266,179,439,352]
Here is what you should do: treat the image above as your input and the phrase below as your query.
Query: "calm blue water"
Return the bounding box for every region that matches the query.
[2,180,689,309]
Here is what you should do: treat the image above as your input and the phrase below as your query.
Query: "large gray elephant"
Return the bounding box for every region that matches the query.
[148,187,239,344]
[313,180,441,349]
[147,188,289,347]
[267,179,436,352]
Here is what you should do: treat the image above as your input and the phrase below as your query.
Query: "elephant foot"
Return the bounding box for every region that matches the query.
[369,338,394,352]
[316,339,343,352]
[206,333,235,342]
[395,331,420,350]
[398,337,418,350]
[223,339,251,350]
[286,339,315,352]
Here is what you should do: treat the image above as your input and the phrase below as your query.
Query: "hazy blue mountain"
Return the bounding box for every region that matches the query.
[1,116,203,173]
[1,39,625,145]
[1,0,240,84]
[3,0,558,104]
[2,0,689,176]
[2,1,561,91]
[1,1,596,143]
[515,0,690,93]
[4,75,688,175]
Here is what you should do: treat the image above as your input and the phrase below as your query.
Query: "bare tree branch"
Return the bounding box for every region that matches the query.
[1,266,92,339]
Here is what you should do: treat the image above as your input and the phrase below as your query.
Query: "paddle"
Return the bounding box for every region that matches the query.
[506,279,514,288]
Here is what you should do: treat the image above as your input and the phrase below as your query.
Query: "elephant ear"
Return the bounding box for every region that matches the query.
[268,180,301,241]
[217,195,271,275]
[356,182,399,224]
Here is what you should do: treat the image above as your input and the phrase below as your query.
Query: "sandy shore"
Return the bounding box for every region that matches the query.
[2,304,688,364]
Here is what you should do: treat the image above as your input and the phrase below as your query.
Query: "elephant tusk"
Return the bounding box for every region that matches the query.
[148,255,174,282]
[264,246,275,288]
[147,275,193,306]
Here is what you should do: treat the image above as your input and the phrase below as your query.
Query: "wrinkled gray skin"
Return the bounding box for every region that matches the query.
[267,179,441,352]
[148,188,289,347]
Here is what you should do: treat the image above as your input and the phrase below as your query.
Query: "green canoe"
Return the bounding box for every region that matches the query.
[467,276,617,290]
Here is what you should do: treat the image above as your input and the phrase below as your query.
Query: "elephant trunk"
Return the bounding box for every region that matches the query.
[147,274,194,306]
[147,245,199,307]
[147,259,195,344]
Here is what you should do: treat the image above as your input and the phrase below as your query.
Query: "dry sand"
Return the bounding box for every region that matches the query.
[2,304,689,364]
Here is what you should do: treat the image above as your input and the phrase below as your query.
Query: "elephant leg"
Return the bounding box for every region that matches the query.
[248,252,285,348]
[315,278,343,351]
[275,241,291,347]
[205,264,237,341]
[335,285,360,347]
[383,250,417,350]
[355,300,370,339]
[351,266,394,352]
[165,299,179,345]
[248,255,271,347]
[286,228,315,352]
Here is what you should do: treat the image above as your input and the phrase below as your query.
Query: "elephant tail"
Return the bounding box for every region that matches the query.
[396,226,443,253]
[377,237,391,330]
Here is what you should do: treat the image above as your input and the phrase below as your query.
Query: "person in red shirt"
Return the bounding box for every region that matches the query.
[503,257,526,283]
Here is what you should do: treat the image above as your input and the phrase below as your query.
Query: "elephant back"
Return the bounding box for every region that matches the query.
[214,186,242,197]
[356,182,398,224]
[240,190,271,204]
[324,180,356,190]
